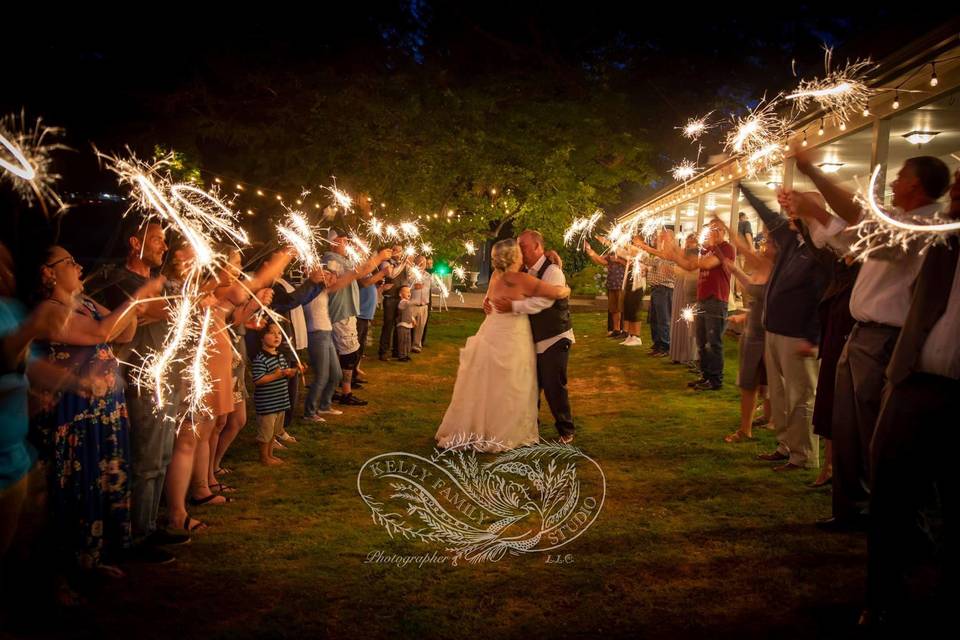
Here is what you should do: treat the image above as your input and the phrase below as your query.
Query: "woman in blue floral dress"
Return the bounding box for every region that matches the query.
[31,246,162,578]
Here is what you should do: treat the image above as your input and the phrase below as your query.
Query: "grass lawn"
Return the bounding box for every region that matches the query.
[16,310,868,639]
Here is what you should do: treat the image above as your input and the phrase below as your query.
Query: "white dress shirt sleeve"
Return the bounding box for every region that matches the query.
[511,264,565,315]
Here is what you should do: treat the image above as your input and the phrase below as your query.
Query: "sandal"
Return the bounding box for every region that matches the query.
[724,430,755,443]
[215,467,233,475]
[173,512,208,532]
[209,483,237,494]
[189,493,233,507]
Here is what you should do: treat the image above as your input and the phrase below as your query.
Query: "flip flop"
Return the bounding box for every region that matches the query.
[189,494,233,507]
[215,467,233,475]
[209,483,238,494]
[184,516,208,532]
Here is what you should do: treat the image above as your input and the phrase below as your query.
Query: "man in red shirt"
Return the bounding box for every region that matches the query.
[667,218,735,390]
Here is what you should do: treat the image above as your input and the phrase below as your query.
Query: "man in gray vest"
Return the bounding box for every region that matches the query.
[492,229,576,443]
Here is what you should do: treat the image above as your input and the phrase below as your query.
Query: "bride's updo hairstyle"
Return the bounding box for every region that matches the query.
[491,239,520,273]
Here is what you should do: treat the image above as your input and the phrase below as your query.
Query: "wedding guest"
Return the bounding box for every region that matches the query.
[665,219,735,390]
[251,322,299,465]
[638,229,675,357]
[377,246,408,361]
[396,286,415,362]
[410,256,430,353]
[587,235,645,346]
[31,245,163,581]
[584,243,626,337]
[668,234,700,367]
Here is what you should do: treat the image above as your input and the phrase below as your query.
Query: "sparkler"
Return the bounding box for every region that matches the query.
[277,210,321,269]
[671,159,699,182]
[432,273,450,311]
[464,240,477,255]
[680,304,698,324]
[725,98,787,173]
[322,177,353,212]
[848,165,960,260]
[679,113,714,141]
[420,242,433,255]
[366,216,385,239]
[563,210,603,248]
[0,112,69,215]
[399,221,420,238]
[170,183,249,247]
[452,265,467,281]
[102,151,216,268]
[640,215,670,239]
[786,48,874,125]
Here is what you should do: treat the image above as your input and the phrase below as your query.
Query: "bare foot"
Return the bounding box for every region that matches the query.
[270,456,286,465]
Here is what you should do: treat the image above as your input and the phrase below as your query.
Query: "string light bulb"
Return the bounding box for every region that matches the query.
[930,62,939,87]
[892,92,900,109]
[257,189,264,196]
[818,119,825,136]
[840,121,847,131]
[863,107,870,117]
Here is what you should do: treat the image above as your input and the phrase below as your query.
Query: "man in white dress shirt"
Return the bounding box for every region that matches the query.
[492,230,576,444]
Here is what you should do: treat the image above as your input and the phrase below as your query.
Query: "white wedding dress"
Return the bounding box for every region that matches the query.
[435,308,539,451]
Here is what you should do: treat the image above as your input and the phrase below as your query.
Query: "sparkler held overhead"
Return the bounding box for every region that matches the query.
[563,210,604,249]
[786,48,874,126]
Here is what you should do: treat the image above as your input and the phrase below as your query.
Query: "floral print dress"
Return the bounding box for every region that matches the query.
[32,299,132,570]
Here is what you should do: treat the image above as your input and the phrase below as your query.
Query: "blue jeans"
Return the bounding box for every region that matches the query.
[694,298,728,384]
[648,285,673,352]
[305,330,342,415]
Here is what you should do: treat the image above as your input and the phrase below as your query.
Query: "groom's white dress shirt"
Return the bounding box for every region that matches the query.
[510,255,576,354]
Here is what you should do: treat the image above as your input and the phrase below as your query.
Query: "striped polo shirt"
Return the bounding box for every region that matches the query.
[250,351,291,415]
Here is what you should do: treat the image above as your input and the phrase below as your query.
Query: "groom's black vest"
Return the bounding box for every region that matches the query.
[527,260,571,343]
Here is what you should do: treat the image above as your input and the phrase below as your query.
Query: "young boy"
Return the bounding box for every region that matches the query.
[251,321,300,465]
[395,285,416,362]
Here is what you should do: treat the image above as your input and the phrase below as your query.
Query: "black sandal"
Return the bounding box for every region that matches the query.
[189,494,232,506]
[209,482,237,494]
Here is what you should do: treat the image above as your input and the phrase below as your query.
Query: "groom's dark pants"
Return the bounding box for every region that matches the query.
[537,339,575,438]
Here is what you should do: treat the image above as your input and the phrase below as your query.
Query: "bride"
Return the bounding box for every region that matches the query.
[435,238,571,451]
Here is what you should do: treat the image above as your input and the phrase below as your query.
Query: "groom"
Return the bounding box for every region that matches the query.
[492,230,576,443]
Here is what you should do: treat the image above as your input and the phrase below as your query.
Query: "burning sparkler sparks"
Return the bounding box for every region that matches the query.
[0,112,69,215]
[322,177,353,212]
[464,240,477,255]
[671,159,699,182]
[786,48,874,125]
[277,209,321,269]
[848,165,960,259]
[679,113,714,141]
[680,304,698,324]
[452,265,466,281]
[725,99,788,173]
[563,210,604,248]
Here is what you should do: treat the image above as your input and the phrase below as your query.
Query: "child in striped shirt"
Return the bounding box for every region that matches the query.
[251,322,300,465]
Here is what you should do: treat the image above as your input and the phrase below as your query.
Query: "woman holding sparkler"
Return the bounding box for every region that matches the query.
[30,245,164,581]
[589,234,646,347]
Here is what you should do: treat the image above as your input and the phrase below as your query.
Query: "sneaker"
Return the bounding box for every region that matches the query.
[279,432,298,443]
[125,544,176,565]
[621,336,643,346]
[687,377,708,388]
[304,414,327,423]
[316,408,344,415]
[757,451,789,462]
[411,347,422,353]
[144,529,190,547]
[397,356,412,362]
[693,380,722,391]
[351,382,364,390]
[338,393,369,406]
[654,350,669,358]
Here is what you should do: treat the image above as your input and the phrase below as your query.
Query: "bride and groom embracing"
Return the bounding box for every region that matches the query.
[435,229,576,451]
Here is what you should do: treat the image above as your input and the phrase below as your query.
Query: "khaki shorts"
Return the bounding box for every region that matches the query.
[607,289,624,314]
[256,412,286,444]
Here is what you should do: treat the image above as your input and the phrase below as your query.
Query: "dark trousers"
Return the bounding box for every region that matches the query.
[353,317,371,382]
[537,338,574,438]
[127,388,176,539]
[832,323,900,519]
[868,373,958,614]
[378,296,400,357]
[396,325,413,358]
[694,298,727,384]
[648,285,673,352]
